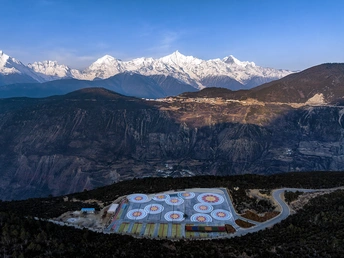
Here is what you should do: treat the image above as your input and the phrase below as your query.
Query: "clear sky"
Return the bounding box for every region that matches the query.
[1,0,343,70]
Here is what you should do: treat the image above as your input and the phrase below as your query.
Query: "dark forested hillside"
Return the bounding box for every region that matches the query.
[1,172,344,218]
[1,173,344,257]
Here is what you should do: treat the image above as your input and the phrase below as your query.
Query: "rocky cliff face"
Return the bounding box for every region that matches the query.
[1,88,344,200]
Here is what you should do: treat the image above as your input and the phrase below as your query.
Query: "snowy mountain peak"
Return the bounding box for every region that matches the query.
[170,50,184,58]
[79,54,123,80]
[0,50,294,90]
[0,51,45,82]
[28,60,76,80]
[94,55,118,64]
[223,55,255,67]
[0,51,18,67]
[0,50,6,59]
[131,57,154,65]
[29,60,60,68]
[0,51,10,67]
[160,50,202,66]
[76,51,292,88]
[0,51,24,74]
[161,50,186,62]
[0,51,23,64]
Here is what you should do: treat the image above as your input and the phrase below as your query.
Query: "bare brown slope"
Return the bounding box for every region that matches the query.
[248,63,344,103]
[179,87,248,99]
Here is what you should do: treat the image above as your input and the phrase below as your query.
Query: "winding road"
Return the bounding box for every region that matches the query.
[231,188,327,237]
[48,187,343,239]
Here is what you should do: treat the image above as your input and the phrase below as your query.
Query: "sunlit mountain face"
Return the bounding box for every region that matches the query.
[0,50,293,90]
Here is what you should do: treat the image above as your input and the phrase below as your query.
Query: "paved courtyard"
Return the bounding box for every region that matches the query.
[106,188,241,239]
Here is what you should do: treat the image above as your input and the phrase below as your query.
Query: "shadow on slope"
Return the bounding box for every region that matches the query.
[1,87,344,200]
[0,73,198,99]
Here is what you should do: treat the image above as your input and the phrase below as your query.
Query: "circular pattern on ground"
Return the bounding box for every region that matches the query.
[193,203,214,213]
[152,194,170,201]
[164,211,185,222]
[126,209,148,220]
[190,213,213,223]
[211,209,232,220]
[165,197,184,206]
[197,193,224,205]
[178,192,195,199]
[144,204,164,214]
[127,194,150,203]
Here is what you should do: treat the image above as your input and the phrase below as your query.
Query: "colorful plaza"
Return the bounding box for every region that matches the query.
[106,188,241,239]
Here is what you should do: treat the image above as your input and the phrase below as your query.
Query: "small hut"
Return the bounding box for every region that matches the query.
[107,203,119,214]
[81,208,95,214]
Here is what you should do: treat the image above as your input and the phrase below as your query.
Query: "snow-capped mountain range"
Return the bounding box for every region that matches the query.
[0,50,45,83]
[0,50,293,90]
[27,60,81,81]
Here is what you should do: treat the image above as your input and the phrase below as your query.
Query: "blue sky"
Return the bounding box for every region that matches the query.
[1,0,343,70]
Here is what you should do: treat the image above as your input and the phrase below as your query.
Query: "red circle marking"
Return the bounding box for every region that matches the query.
[217,212,226,217]
[170,214,180,219]
[133,211,142,217]
[202,195,219,203]
[197,216,206,222]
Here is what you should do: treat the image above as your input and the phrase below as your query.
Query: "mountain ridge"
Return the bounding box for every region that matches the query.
[1,62,343,103]
[0,50,293,90]
[247,63,344,103]
[0,50,44,83]
[28,60,81,81]
[0,72,197,99]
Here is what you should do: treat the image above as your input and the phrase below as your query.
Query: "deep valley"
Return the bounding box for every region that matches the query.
[1,71,344,200]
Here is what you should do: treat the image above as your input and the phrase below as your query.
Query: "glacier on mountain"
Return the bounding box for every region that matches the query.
[28,60,81,81]
[0,50,293,89]
[0,50,44,82]
[74,50,293,89]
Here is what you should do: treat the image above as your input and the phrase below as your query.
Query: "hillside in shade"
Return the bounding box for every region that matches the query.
[0,72,197,99]
[1,75,344,200]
